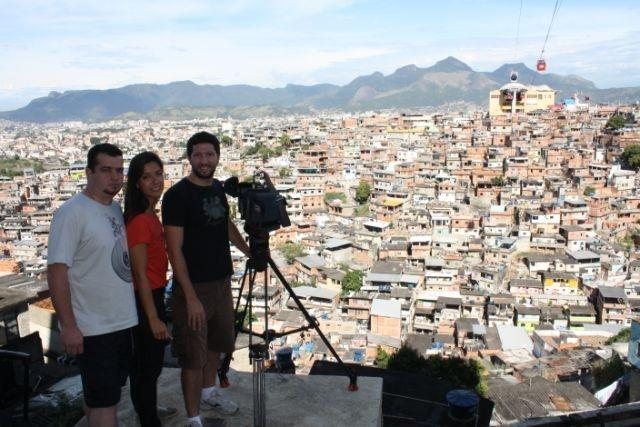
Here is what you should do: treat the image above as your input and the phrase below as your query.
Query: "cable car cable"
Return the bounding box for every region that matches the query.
[532,0,563,85]
[514,0,523,61]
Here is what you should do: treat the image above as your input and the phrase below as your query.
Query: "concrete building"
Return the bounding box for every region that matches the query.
[489,83,556,116]
[370,298,402,340]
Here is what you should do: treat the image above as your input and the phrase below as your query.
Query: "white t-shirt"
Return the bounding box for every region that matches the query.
[47,192,138,336]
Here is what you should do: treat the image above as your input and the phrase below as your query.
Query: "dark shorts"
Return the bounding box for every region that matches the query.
[171,276,235,369]
[77,328,132,408]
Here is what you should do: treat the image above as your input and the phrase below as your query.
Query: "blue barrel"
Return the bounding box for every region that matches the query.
[446,389,479,422]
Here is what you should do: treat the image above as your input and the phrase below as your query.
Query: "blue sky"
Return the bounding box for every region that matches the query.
[1,0,639,110]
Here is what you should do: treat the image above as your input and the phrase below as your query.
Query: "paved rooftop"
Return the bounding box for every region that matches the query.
[76,347,383,427]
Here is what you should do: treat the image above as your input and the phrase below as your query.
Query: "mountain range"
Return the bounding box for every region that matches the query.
[2,56,639,123]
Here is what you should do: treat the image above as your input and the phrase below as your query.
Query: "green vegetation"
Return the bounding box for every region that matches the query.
[236,309,258,327]
[220,134,233,146]
[375,346,390,368]
[606,113,627,130]
[386,345,488,397]
[279,133,292,147]
[354,202,370,217]
[278,167,291,178]
[89,136,104,145]
[243,142,283,161]
[0,158,44,177]
[490,176,505,187]
[324,192,347,204]
[619,233,635,252]
[355,181,371,204]
[583,186,596,197]
[593,353,625,390]
[277,242,307,264]
[339,267,364,295]
[605,327,631,345]
[621,144,640,170]
[229,203,238,220]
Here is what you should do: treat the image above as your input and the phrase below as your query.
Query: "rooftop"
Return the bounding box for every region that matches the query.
[76,350,383,427]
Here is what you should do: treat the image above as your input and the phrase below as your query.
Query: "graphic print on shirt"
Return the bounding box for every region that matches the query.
[202,195,227,225]
[107,213,132,282]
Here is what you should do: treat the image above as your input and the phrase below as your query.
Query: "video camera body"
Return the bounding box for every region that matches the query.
[224,171,291,270]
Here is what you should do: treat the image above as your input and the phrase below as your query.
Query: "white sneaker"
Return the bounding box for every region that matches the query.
[184,416,227,427]
[201,390,239,415]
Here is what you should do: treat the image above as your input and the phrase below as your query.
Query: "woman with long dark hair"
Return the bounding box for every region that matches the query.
[124,151,176,426]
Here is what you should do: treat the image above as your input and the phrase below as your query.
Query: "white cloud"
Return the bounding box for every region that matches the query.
[1,0,639,109]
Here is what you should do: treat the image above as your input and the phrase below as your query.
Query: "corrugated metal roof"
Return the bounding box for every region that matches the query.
[295,254,326,268]
[496,325,533,352]
[293,285,338,300]
[370,298,401,318]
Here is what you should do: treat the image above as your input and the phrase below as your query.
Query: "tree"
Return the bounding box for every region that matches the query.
[278,168,291,178]
[592,353,625,390]
[583,186,596,197]
[279,133,292,147]
[621,144,640,170]
[89,136,103,145]
[355,181,371,204]
[277,242,307,264]
[490,176,505,187]
[355,203,370,217]
[237,309,258,327]
[375,346,390,368]
[229,203,238,220]
[606,113,627,130]
[620,233,635,251]
[605,327,630,345]
[341,269,364,295]
[324,192,347,204]
[289,280,306,288]
[386,345,488,397]
[221,135,233,146]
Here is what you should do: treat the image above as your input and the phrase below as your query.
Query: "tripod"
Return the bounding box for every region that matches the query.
[218,242,358,425]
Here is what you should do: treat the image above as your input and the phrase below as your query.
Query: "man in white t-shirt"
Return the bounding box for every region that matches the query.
[48,143,137,427]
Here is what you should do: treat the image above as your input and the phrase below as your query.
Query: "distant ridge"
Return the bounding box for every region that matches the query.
[2,57,639,123]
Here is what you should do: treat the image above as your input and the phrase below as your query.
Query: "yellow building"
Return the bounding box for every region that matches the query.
[541,271,580,295]
[489,82,556,116]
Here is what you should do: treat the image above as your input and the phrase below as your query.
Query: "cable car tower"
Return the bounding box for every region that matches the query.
[499,71,528,132]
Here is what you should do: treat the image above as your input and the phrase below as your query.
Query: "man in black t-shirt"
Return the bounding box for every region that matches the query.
[163,131,251,426]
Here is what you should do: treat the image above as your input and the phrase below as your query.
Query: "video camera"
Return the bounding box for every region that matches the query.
[224,171,291,270]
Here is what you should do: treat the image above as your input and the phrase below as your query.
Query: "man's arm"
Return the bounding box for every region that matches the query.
[228,219,250,258]
[164,225,205,331]
[47,263,84,355]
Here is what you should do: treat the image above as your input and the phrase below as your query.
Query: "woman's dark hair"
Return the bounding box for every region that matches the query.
[124,151,163,223]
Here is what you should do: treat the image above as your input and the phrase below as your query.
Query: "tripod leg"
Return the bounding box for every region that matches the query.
[252,350,266,427]
[218,262,252,388]
[267,257,358,391]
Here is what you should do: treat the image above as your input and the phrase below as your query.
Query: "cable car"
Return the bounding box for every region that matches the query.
[536,59,547,72]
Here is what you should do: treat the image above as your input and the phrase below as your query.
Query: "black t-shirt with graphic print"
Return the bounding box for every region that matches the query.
[162,177,233,283]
